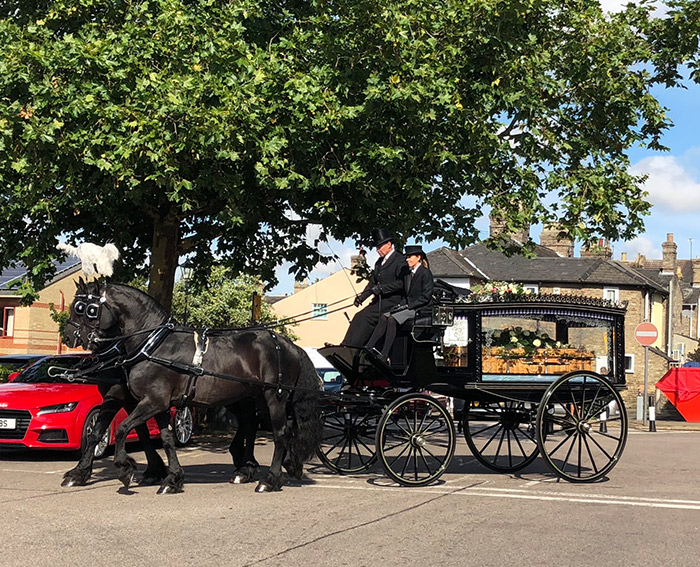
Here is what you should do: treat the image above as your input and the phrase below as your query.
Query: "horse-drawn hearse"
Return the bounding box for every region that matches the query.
[317,281,628,486]
[58,270,627,494]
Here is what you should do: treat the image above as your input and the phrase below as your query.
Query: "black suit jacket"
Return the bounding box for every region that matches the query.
[404,265,434,311]
[361,251,409,311]
[343,251,409,346]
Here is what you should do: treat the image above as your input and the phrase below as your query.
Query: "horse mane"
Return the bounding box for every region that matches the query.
[106,282,173,319]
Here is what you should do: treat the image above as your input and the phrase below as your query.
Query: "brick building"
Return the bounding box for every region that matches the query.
[0,260,81,355]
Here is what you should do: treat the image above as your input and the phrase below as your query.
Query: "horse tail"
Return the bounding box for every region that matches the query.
[286,348,322,477]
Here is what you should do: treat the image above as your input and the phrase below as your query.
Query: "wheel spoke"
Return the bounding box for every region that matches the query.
[582,433,600,475]
[582,383,605,421]
[584,430,615,460]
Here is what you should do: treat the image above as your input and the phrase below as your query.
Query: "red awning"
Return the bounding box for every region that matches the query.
[656,368,700,422]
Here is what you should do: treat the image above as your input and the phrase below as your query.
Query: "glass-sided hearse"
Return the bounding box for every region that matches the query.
[318,282,628,486]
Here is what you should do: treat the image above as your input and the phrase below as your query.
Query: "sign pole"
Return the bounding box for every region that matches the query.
[643,345,649,426]
[634,321,659,425]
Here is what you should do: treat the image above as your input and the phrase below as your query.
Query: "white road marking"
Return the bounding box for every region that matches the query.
[310,479,700,510]
[0,468,66,475]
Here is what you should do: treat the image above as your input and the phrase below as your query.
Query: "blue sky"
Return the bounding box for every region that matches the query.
[270,0,700,295]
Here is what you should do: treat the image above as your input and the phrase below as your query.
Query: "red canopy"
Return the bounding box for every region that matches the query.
[656,368,700,422]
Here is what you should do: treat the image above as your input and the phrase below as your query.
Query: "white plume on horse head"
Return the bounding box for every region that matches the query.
[57,242,120,278]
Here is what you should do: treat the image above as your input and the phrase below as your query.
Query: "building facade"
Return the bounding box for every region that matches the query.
[0,261,81,355]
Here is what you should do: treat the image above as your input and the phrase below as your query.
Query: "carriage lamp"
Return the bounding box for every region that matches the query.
[432,306,454,327]
[37,402,78,415]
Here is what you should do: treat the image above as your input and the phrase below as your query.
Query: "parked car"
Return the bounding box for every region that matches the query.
[303,347,344,393]
[0,354,44,383]
[0,354,194,457]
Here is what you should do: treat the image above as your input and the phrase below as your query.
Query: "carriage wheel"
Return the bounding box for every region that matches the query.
[463,400,539,473]
[536,371,628,483]
[375,393,456,487]
[317,406,379,474]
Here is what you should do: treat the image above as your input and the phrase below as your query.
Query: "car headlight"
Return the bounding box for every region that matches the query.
[37,402,79,415]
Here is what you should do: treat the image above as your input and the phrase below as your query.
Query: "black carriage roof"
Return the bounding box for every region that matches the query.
[442,292,627,319]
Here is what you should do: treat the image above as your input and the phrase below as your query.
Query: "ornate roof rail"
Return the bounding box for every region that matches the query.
[455,292,627,310]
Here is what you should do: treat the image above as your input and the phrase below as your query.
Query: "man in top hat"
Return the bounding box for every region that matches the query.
[342,228,409,347]
[364,244,434,360]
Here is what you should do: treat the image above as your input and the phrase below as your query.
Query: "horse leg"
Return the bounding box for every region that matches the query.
[153,411,185,494]
[256,393,289,493]
[229,400,259,484]
[113,401,166,490]
[135,420,168,486]
[62,399,120,487]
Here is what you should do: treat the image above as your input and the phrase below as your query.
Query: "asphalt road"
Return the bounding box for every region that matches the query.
[2,428,700,567]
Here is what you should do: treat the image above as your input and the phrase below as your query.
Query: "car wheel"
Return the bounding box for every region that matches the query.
[173,407,194,446]
[82,409,110,459]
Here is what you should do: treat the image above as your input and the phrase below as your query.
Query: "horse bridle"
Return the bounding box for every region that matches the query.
[68,289,120,348]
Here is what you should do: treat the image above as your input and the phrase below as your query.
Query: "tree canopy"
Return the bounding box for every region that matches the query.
[1,0,698,307]
[170,267,291,335]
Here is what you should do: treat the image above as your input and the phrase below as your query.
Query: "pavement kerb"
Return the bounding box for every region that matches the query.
[628,419,700,431]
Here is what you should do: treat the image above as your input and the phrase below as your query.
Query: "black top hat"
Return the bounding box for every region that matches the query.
[404,245,425,257]
[371,228,394,248]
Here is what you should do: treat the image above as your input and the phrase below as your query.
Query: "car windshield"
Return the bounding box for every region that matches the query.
[12,357,86,384]
[318,369,342,384]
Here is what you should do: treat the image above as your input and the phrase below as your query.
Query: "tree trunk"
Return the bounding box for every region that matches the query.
[148,213,180,311]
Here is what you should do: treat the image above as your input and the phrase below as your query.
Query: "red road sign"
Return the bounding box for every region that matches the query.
[635,322,659,347]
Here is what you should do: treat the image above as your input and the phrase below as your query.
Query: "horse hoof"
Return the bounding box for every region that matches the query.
[157,482,183,494]
[255,482,272,493]
[120,473,134,490]
[61,478,79,488]
[230,475,245,484]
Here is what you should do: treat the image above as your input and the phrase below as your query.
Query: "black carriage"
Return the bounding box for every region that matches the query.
[317,282,628,486]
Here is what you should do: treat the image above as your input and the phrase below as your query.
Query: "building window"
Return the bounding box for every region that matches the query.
[2,307,14,337]
[624,354,634,374]
[603,287,619,302]
[312,303,328,320]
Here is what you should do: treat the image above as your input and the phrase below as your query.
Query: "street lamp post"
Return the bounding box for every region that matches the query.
[180,266,194,325]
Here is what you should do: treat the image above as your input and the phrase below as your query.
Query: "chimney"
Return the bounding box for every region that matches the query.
[661,233,677,274]
[489,212,529,244]
[350,253,366,269]
[580,239,612,260]
[692,258,700,288]
[293,278,309,294]
[539,226,574,258]
[633,253,647,267]
[620,252,628,262]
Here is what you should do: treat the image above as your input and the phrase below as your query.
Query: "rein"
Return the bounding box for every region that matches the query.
[64,319,323,397]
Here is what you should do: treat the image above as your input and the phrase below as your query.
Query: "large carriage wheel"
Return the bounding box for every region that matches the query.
[375,393,456,487]
[317,405,379,474]
[536,371,627,483]
[463,399,539,473]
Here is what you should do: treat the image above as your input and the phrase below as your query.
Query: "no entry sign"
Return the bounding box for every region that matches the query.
[635,322,659,347]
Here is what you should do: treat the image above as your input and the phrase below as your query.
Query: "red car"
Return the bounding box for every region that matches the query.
[0,354,194,457]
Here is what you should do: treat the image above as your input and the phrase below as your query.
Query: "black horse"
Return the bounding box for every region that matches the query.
[63,279,322,493]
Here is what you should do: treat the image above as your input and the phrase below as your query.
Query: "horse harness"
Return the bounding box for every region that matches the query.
[56,316,310,408]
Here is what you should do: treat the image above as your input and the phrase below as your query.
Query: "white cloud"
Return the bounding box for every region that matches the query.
[615,235,661,261]
[598,0,629,12]
[631,153,700,213]
[598,0,667,16]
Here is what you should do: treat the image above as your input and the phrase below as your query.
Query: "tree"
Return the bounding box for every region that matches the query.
[170,266,293,337]
[1,0,698,308]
